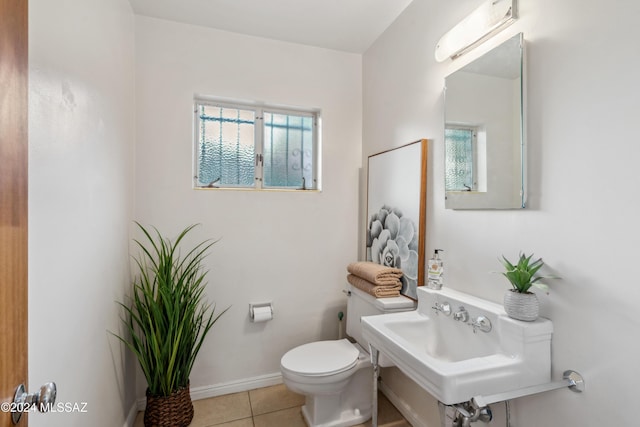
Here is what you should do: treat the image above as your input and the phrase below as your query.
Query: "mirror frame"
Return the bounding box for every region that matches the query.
[366,140,428,300]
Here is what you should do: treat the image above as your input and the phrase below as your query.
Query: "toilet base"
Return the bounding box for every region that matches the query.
[301,404,371,427]
[295,362,373,427]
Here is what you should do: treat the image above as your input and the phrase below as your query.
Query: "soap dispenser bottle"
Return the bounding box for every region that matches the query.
[427,249,444,290]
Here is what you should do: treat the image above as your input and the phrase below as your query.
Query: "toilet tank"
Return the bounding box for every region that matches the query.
[346,284,416,350]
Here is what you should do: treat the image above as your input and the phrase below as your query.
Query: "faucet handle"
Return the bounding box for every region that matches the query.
[431,302,452,316]
[441,303,451,316]
[471,315,492,333]
[453,306,469,322]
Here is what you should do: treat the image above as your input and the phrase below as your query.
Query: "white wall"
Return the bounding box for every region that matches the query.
[134,16,362,397]
[364,0,640,425]
[28,0,136,426]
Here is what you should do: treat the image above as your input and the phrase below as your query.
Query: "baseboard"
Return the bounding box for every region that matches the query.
[136,372,283,411]
[190,372,283,400]
[124,400,139,427]
[379,380,425,427]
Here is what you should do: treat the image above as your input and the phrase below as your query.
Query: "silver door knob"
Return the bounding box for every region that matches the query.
[11,382,57,424]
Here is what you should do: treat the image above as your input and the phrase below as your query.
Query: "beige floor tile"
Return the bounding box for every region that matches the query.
[253,406,307,427]
[249,384,305,416]
[132,387,407,427]
[354,419,412,427]
[133,410,254,427]
[190,392,253,427]
[133,396,254,427]
[353,393,410,427]
[213,418,255,427]
[374,422,412,427]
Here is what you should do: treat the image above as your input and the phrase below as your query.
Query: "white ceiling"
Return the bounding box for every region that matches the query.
[128,0,414,53]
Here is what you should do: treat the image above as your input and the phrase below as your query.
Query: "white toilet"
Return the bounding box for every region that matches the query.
[280,284,416,427]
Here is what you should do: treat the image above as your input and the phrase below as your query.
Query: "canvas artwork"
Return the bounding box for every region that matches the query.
[366,139,428,300]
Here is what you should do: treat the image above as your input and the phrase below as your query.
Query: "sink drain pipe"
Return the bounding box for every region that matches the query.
[452,402,492,426]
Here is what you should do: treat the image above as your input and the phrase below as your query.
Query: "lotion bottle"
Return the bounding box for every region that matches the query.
[427,249,444,289]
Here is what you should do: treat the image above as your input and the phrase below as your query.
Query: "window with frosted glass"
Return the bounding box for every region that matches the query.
[445,127,475,191]
[263,112,314,188]
[196,105,255,187]
[194,99,319,190]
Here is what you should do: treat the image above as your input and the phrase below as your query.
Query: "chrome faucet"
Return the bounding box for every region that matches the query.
[453,306,469,322]
[432,301,451,316]
[471,315,492,333]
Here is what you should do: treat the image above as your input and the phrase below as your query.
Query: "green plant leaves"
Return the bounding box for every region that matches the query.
[114,223,229,397]
[499,252,556,293]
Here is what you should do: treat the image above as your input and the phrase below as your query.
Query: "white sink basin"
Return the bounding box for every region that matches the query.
[361,287,553,405]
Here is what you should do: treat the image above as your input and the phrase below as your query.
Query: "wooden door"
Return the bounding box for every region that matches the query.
[0,0,29,425]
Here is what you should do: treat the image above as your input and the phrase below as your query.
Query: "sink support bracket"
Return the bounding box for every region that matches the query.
[471,370,585,409]
[369,344,380,427]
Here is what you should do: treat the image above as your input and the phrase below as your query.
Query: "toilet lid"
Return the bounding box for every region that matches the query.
[281,339,360,376]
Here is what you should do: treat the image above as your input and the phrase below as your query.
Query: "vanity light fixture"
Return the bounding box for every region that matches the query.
[435,0,518,62]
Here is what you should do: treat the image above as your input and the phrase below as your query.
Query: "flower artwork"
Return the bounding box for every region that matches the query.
[366,140,428,300]
[367,205,419,297]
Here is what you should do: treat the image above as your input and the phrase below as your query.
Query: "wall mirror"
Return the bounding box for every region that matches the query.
[444,32,524,209]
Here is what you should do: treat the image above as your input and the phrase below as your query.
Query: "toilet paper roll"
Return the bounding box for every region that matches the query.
[252,305,273,322]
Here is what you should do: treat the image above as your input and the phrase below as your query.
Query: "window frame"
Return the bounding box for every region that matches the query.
[444,124,478,191]
[193,97,321,191]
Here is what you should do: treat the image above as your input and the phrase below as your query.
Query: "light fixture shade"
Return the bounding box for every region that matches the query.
[435,0,518,62]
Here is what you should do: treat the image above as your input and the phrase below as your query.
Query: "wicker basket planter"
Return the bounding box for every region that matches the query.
[503,290,539,321]
[144,384,194,427]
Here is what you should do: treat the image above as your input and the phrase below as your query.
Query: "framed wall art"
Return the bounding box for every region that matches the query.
[366,139,428,300]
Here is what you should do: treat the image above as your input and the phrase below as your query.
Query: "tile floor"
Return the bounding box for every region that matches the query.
[133,383,411,427]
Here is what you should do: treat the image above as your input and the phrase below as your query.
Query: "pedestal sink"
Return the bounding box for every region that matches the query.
[361,287,553,405]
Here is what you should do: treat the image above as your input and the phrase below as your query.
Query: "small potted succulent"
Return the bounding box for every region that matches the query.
[499,252,557,321]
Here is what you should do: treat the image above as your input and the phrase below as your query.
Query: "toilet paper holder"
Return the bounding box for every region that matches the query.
[249,302,273,322]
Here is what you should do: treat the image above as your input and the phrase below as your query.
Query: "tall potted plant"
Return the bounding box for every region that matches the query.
[115,223,228,427]
[499,252,556,321]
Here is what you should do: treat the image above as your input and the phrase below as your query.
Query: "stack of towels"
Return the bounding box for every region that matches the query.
[346,261,403,298]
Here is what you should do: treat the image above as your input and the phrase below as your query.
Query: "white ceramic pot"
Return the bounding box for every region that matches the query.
[503,290,539,321]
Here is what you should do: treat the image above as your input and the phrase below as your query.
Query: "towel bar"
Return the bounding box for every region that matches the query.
[471,370,584,409]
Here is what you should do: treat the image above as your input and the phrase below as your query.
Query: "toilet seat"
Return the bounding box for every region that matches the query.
[281,339,359,377]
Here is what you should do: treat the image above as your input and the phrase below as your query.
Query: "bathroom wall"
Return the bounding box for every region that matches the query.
[134,16,362,397]
[364,0,640,425]
[28,0,136,426]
